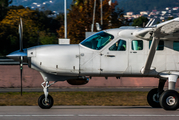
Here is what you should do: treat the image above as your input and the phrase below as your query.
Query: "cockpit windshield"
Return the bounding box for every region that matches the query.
[80,31,114,50]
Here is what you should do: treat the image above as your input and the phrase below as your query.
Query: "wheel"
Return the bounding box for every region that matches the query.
[147,88,163,108]
[159,90,179,110]
[38,94,54,109]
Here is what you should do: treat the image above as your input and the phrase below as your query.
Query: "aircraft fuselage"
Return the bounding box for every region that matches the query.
[26,28,179,81]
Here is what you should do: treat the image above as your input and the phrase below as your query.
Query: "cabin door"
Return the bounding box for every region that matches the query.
[100,39,129,75]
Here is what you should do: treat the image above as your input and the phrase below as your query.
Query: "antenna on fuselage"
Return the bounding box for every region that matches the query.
[145,19,155,27]
[148,19,155,27]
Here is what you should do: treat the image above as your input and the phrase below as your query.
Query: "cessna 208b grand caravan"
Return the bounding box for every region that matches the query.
[7,17,179,110]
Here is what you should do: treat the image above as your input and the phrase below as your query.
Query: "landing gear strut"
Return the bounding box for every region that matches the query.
[38,81,56,109]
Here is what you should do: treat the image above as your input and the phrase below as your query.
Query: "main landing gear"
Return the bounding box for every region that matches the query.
[159,90,179,110]
[147,76,179,110]
[38,81,56,109]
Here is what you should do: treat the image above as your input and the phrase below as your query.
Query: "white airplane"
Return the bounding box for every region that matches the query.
[7,17,179,110]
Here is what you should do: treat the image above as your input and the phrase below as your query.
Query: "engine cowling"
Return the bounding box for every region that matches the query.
[67,78,89,85]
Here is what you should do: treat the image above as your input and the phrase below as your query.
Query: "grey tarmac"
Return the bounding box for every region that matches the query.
[0,106,179,120]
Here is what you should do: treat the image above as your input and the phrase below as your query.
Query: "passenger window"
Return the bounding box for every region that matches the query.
[173,41,179,51]
[109,40,126,51]
[149,40,164,50]
[131,40,143,50]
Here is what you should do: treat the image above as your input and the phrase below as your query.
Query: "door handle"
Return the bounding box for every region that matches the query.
[130,51,137,53]
[106,55,115,57]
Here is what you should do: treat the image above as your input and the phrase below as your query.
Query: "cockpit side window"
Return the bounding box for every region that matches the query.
[109,39,126,51]
[80,31,114,50]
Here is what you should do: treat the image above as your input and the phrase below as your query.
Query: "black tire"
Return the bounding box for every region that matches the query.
[159,90,179,110]
[38,94,54,109]
[147,88,163,108]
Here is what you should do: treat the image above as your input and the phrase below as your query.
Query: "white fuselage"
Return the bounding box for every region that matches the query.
[27,28,179,81]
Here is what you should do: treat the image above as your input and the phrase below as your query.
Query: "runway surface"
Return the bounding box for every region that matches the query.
[0,106,179,120]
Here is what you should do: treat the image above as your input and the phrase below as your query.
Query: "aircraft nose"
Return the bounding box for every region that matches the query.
[6,49,27,62]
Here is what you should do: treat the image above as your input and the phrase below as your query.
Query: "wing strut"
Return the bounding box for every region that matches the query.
[141,37,159,74]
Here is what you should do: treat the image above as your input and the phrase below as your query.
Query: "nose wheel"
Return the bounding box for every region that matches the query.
[38,94,54,109]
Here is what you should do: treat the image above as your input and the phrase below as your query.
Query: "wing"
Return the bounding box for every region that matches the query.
[134,17,179,40]
[135,17,179,74]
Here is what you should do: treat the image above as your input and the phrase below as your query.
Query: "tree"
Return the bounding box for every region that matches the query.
[39,31,57,45]
[0,6,60,56]
[0,0,12,21]
[132,16,148,27]
[57,0,124,44]
[0,7,40,55]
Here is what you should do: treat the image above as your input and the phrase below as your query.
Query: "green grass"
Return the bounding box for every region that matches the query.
[0,91,149,106]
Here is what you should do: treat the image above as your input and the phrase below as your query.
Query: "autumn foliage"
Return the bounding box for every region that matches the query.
[57,0,124,44]
[0,6,60,55]
[0,0,125,56]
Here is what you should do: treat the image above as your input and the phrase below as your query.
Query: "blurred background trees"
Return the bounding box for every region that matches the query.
[57,0,125,44]
[0,0,127,56]
[0,0,12,21]
[132,16,148,27]
[0,1,61,55]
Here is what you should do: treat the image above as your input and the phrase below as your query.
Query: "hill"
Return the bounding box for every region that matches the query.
[11,0,124,12]
[117,0,179,13]
[11,0,72,12]
[11,0,179,13]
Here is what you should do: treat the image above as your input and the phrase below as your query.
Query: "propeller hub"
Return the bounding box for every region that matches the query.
[6,49,27,62]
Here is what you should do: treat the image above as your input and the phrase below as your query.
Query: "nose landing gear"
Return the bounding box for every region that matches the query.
[38,81,57,109]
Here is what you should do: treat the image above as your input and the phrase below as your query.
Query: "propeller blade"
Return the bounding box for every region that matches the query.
[19,18,24,96]
[7,18,26,96]
[19,18,23,52]
[20,56,23,96]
